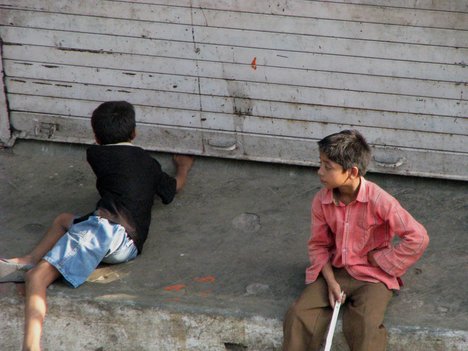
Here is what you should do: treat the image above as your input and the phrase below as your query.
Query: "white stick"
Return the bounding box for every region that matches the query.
[324,291,344,351]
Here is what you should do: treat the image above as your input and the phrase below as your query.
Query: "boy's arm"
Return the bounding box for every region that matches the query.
[307,194,334,281]
[173,155,194,192]
[369,199,429,277]
[308,193,345,306]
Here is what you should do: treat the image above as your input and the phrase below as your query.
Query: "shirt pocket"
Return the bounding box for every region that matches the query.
[355,222,390,255]
[353,223,378,254]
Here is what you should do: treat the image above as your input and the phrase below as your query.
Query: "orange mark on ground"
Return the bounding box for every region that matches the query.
[194,275,216,283]
[251,57,257,70]
[163,284,186,292]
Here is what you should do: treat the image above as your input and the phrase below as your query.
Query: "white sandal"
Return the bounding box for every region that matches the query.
[0,259,34,283]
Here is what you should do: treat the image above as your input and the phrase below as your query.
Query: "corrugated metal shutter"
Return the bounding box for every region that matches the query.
[0,0,467,180]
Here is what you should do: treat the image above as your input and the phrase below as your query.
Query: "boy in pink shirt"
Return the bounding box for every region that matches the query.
[282,130,429,351]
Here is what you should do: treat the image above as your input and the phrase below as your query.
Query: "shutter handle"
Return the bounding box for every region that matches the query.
[373,157,405,168]
[206,141,237,151]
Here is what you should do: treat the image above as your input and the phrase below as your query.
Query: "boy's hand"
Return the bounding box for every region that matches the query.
[327,281,346,308]
[321,261,346,307]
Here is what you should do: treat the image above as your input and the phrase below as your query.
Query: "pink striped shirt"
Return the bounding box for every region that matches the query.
[305,177,429,290]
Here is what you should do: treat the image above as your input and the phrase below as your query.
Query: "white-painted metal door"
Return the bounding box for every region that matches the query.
[0,0,467,180]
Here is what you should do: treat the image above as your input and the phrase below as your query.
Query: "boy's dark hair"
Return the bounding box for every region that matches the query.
[318,130,371,176]
[91,101,136,145]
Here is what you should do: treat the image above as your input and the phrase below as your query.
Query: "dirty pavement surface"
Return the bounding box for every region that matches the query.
[0,140,467,350]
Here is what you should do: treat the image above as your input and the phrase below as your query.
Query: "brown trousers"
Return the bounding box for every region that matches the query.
[283,268,393,351]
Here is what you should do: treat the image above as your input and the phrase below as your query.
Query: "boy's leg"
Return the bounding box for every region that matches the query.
[341,279,393,351]
[9,213,75,266]
[22,260,61,351]
[282,276,333,351]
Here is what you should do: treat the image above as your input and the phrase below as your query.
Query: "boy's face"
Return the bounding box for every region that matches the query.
[317,152,351,189]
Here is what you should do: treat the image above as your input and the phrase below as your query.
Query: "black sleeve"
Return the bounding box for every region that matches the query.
[153,161,177,204]
[73,211,95,224]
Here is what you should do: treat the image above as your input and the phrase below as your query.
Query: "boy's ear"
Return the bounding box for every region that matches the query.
[349,166,360,179]
[130,129,136,140]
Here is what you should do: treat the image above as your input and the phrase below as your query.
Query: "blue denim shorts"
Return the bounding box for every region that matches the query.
[43,215,138,288]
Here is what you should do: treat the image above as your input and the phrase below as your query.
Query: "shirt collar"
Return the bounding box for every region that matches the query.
[321,177,369,205]
[356,177,369,203]
[105,142,135,146]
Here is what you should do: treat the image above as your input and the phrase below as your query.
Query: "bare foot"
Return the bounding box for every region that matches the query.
[3,256,36,266]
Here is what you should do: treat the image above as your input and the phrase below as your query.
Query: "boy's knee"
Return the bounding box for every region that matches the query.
[25,262,60,287]
[284,299,317,327]
[344,314,383,336]
[285,300,302,320]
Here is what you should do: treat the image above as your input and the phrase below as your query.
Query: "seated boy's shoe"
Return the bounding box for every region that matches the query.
[0,259,34,283]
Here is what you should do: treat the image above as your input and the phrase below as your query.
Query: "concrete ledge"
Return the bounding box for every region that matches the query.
[1,284,467,351]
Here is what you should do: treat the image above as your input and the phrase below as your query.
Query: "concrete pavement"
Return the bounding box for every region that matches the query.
[0,140,467,350]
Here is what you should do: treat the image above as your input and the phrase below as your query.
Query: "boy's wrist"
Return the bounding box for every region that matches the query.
[174,155,194,172]
[324,275,338,287]
[321,262,337,286]
[176,166,190,175]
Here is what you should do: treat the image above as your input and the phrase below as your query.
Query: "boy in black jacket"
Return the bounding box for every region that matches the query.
[0,101,194,351]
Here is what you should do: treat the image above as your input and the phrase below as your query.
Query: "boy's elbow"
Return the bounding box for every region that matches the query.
[424,231,430,250]
[419,227,430,253]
